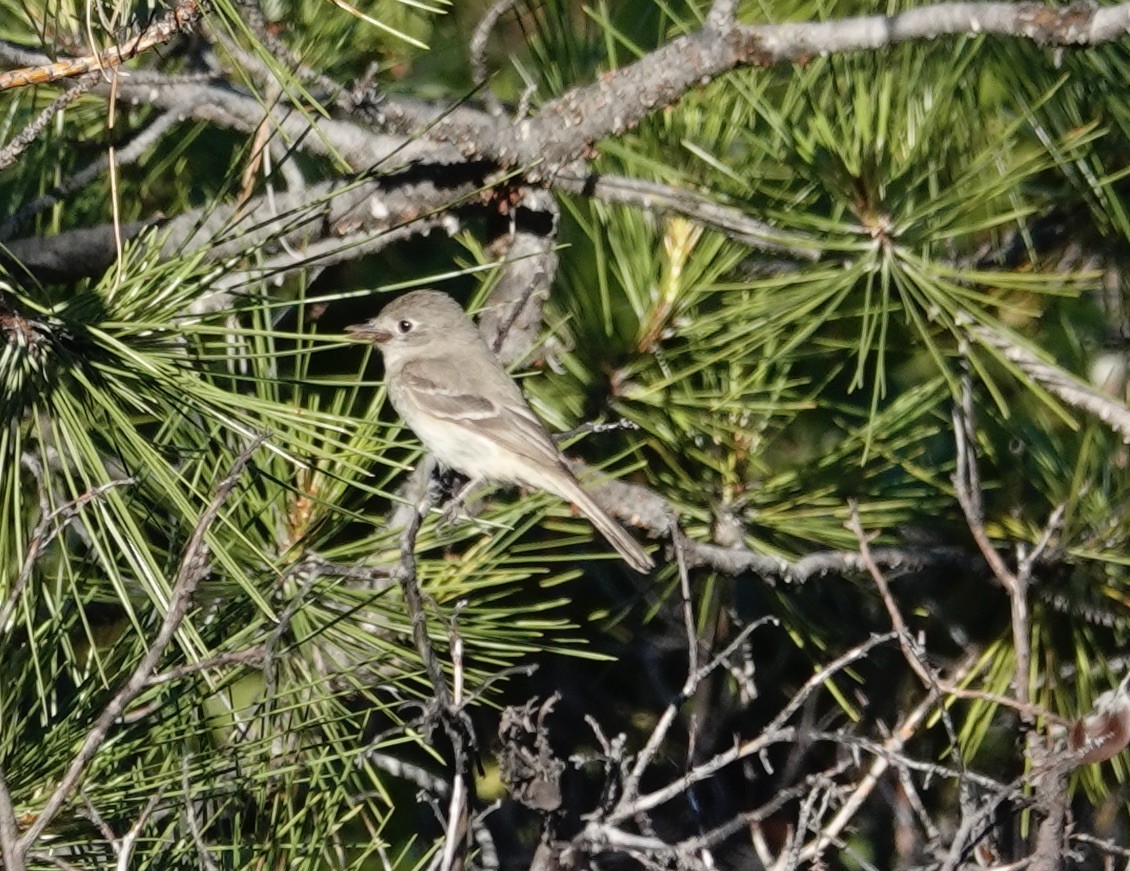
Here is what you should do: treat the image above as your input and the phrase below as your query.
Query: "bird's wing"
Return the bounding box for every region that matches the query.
[397,359,566,471]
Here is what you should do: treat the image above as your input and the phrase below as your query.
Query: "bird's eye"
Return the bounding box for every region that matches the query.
[397,320,414,334]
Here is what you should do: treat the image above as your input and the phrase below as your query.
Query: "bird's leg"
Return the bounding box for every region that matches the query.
[420,460,448,509]
[436,471,484,528]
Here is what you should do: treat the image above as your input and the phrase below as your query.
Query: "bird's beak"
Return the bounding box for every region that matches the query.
[346,322,393,344]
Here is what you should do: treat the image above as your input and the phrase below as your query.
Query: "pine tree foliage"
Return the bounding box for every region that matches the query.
[0,0,1128,867]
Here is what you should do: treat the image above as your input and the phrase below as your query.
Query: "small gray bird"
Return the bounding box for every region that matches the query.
[347,290,654,573]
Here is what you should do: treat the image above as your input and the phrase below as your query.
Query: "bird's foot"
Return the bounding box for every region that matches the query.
[435,473,482,530]
[439,496,470,529]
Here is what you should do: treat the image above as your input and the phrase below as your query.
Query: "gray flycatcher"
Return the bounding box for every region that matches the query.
[347,290,654,573]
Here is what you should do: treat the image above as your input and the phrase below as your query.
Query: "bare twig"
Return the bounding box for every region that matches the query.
[14,437,265,860]
[0,111,180,239]
[674,529,699,678]
[439,607,470,871]
[0,477,138,639]
[182,754,219,871]
[470,0,521,110]
[794,653,978,863]
[364,752,451,794]
[605,632,897,825]
[799,728,1004,791]
[114,788,165,871]
[396,478,475,870]
[1019,508,1070,871]
[1029,740,1068,871]
[213,216,459,300]
[685,763,849,854]
[3,169,484,288]
[80,794,118,849]
[968,318,1130,443]
[940,766,1040,871]
[205,2,341,100]
[0,1,200,91]
[0,769,23,871]
[476,186,559,366]
[0,74,101,171]
[144,646,267,687]
[1072,832,1130,860]
[397,480,449,706]
[847,502,937,691]
[575,461,982,581]
[556,418,641,442]
[945,686,1068,725]
[950,364,1069,871]
[619,606,777,806]
[952,374,1030,703]
[563,173,821,259]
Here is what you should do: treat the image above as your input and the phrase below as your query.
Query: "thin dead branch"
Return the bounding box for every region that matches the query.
[13,436,265,860]
[0,1,200,92]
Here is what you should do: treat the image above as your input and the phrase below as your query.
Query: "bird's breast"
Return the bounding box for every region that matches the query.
[388,379,512,480]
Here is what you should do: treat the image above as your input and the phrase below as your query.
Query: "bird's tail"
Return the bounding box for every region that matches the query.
[543,473,655,573]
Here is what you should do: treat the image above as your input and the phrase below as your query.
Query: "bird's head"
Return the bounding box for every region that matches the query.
[346,290,476,362]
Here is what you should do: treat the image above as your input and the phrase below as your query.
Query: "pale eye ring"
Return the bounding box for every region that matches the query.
[397,319,413,333]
